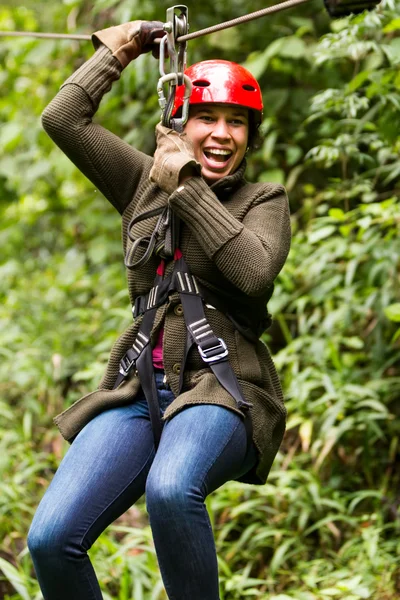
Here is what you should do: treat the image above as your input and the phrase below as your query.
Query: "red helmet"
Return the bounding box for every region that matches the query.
[172,60,263,125]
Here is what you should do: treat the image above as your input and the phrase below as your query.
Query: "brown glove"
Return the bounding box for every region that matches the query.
[92,20,165,68]
[149,124,202,195]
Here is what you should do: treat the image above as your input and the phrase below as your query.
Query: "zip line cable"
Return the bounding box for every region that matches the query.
[0,0,381,43]
[176,0,310,42]
[0,0,311,44]
[0,31,90,40]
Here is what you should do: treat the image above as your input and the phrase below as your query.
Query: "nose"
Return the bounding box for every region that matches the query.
[211,117,230,140]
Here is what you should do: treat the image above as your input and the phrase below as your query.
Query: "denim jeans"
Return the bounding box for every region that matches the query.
[28,371,258,600]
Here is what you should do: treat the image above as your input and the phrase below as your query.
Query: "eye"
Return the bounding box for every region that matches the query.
[198,114,215,122]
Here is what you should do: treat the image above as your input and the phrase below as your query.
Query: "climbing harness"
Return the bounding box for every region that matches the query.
[114,250,254,450]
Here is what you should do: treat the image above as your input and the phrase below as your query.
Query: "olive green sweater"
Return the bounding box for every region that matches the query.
[42,45,291,484]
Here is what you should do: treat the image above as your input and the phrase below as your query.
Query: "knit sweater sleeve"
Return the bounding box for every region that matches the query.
[41,45,153,214]
[168,178,291,297]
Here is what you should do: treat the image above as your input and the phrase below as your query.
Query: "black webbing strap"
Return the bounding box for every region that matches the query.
[125,206,182,270]
[174,257,254,451]
[135,337,164,446]
[125,206,166,270]
[133,280,168,318]
[113,302,164,447]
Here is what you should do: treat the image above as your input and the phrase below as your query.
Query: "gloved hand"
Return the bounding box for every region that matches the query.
[149,124,202,195]
[92,20,165,68]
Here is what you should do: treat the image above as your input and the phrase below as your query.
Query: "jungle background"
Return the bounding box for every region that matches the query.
[0,0,399,598]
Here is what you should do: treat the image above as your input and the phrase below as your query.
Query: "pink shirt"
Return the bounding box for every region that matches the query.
[152,327,164,369]
[151,259,171,370]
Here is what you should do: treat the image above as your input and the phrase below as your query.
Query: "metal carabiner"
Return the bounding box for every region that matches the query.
[157,72,192,130]
[172,74,192,127]
[157,5,190,130]
[157,72,179,112]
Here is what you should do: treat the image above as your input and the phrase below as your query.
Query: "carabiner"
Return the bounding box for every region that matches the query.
[157,5,190,131]
[157,72,192,130]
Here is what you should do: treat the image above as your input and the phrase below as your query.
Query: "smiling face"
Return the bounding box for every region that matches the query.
[184,104,249,184]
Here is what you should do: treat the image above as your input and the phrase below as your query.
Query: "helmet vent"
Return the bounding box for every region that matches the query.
[193,79,210,87]
[242,84,257,92]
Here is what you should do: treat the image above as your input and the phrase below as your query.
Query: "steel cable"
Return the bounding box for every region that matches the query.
[0,31,90,40]
[0,0,311,44]
[176,0,311,42]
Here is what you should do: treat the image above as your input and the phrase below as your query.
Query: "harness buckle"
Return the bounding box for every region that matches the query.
[198,338,228,363]
[119,354,136,377]
[132,297,141,318]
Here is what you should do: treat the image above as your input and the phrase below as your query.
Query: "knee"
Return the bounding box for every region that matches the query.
[27,521,54,561]
[28,516,75,563]
[146,472,196,519]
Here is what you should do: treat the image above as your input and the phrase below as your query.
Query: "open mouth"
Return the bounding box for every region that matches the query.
[203,148,233,165]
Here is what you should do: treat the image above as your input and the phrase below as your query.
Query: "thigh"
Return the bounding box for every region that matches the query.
[148,404,257,498]
[30,402,155,550]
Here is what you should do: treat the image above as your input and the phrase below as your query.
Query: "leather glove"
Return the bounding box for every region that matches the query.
[149,124,202,195]
[92,20,165,68]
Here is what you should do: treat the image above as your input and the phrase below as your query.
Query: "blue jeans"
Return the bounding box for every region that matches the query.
[28,371,258,600]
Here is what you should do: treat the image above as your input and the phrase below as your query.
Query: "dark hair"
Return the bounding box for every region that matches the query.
[247,111,263,152]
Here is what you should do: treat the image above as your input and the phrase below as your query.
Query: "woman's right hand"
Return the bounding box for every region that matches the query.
[92,21,165,68]
[149,124,202,195]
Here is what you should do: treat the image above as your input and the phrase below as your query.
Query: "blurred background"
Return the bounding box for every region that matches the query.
[0,0,399,598]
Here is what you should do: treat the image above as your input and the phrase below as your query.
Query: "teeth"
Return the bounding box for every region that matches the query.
[205,148,231,156]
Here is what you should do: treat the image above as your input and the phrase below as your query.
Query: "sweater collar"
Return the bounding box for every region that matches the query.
[209,160,247,195]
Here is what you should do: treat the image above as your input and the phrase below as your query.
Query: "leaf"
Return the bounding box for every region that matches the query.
[299,419,313,452]
[348,490,383,513]
[270,538,298,574]
[384,303,400,322]
[0,122,23,151]
[0,558,31,600]
[278,37,307,58]
[242,38,287,79]
[341,337,364,349]
[207,27,240,50]
[346,70,370,93]
[259,169,285,184]
[286,165,304,192]
[383,18,400,33]
[286,145,303,166]
[308,225,336,244]
[382,39,400,65]
[329,208,345,220]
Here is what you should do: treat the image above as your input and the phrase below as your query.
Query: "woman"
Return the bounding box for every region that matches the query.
[28,19,291,600]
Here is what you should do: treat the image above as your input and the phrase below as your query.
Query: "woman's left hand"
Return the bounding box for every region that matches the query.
[149,124,201,195]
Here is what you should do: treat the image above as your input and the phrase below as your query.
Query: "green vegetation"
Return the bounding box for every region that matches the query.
[0,0,399,598]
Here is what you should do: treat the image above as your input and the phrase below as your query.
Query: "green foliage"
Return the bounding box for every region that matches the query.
[0,0,399,599]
